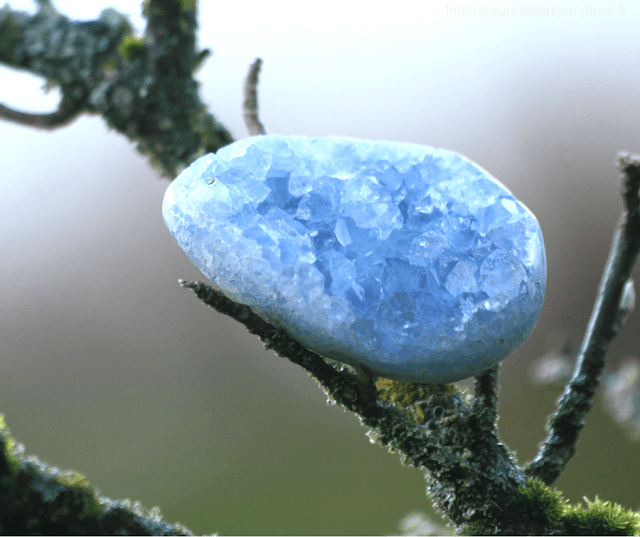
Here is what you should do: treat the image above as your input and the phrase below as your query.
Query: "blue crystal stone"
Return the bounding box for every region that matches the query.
[163,135,546,383]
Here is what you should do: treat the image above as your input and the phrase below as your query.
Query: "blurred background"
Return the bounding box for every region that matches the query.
[2,0,640,534]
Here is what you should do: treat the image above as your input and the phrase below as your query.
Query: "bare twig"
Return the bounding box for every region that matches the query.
[178,280,363,405]
[473,365,500,427]
[0,93,81,130]
[243,58,266,136]
[525,152,640,485]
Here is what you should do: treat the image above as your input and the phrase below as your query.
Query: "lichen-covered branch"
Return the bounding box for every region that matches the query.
[179,280,528,531]
[0,416,192,535]
[525,153,640,485]
[0,0,233,177]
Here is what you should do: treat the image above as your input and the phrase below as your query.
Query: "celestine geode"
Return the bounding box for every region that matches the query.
[163,135,546,383]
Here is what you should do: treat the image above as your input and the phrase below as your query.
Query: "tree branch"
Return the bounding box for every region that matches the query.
[179,280,525,530]
[0,417,192,535]
[472,365,500,430]
[243,58,266,136]
[525,152,640,485]
[0,1,234,177]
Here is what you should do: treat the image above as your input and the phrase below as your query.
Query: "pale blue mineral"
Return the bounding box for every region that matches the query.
[163,135,546,383]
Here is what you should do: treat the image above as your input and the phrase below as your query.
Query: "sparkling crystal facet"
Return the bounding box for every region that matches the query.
[163,135,546,383]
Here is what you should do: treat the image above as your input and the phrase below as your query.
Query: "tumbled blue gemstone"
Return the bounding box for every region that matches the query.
[163,135,546,383]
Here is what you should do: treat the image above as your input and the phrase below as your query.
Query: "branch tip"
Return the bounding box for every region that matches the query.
[243,57,266,136]
[617,152,640,217]
[0,94,80,130]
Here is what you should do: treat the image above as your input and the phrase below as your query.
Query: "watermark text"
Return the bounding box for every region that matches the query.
[446,5,628,16]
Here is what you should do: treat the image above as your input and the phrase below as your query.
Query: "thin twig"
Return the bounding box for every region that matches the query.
[473,365,500,427]
[177,280,367,405]
[243,58,266,136]
[469,365,521,486]
[525,152,640,485]
[0,94,80,130]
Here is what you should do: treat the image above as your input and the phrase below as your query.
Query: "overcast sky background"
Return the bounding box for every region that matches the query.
[2,0,640,534]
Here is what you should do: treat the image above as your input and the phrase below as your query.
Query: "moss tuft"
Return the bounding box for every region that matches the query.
[0,414,20,487]
[510,478,568,530]
[506,479,640,535]
[179,0,197,11]
[117,35,145,59]
[564,497,640,536]
[376,378,460,423]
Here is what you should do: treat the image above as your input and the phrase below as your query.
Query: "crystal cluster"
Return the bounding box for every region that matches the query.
[163,135,546,383]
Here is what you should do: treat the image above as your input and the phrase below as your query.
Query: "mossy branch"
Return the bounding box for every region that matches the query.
[0,416,192,535]
[0,0,233,177]
[179,281,527,530]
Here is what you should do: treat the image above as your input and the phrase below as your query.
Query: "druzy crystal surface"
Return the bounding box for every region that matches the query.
[163,135,546,383]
